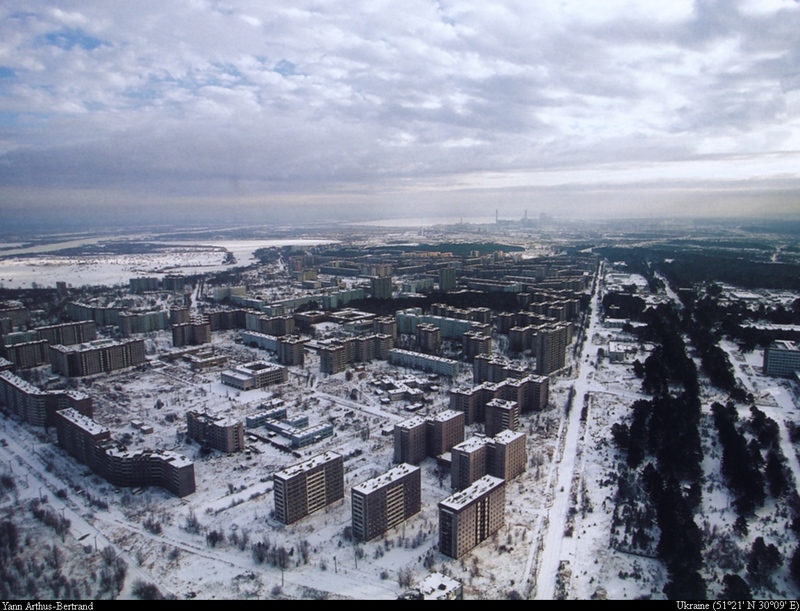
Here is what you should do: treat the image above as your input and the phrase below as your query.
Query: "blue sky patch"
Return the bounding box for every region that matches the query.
[273,59,296,77]
[43,28,108,51]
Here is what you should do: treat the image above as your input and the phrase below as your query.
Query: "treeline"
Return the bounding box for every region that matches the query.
[614,302,706,598]
[598,244,800,291]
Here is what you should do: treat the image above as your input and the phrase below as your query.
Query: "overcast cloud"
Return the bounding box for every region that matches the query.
[1,0,799,228]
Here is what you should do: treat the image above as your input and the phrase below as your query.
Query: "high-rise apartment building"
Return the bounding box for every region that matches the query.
[439,475,505,559]
[273,452,345,524]
[371,276,393,300]
[488,430,527,483]
[55,408,195,497]
[425,410,465,458]
[351,464,421,542]
[186,411,245,453]
[438,267,457,292]
[394,416,427,465]
[451,437,489,491]
[416,324,441,354]
[277,335,305,366]
[484,398,519,438]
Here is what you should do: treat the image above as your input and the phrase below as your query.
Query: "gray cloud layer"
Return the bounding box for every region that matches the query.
[1,0,799,226]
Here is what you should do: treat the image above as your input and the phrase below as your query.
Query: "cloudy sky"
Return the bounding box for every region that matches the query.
[1,0,799,230]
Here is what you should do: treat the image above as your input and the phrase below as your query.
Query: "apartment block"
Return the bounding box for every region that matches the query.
[186,410,245,453]
[319,343,348,375]
[425,410,465,458]
[373,316,398,340]
[451,436,489,491]
[0,370,92,427]
[484,398,519,438]
[172,316,211,347]
[49,339,146,377]
[370,276,393,300]
[119,310,169,336]
[55,408,195,497]
[462,331,492,361]
[352,464,421,542]
[416,323,441,354]
[763,340,800,377]
[488,430,527,483]
[387,349,460,377]
[3,340,49,369]
[439,475,506,559]
[277,335,305,366]
[36,321,97,346]
[438,267,457,292]
[273,452,345,524]
[394,416,427,465]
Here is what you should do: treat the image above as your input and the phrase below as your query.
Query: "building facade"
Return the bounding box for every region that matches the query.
[439,475,505,559]
[763,340,800,377]
[273,452,345,524]
[186,410,245,453]
[352,464,421,542]
[49,339,146,377]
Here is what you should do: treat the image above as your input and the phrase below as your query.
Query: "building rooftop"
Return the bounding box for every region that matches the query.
[274,451,343,480]
[452,436,488,454]
[352,463,419,494]
[492,429,525,445]
[417,572,462,601]
[428,409,463,423]
[439,475,504,511]
[57,408,109,437]
[395,415,426,429]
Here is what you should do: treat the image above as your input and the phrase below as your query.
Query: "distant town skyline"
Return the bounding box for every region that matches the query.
[1,0,800,230]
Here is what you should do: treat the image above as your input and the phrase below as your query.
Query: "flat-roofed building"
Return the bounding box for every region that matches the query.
[54,408,195,497]
[220,361,287,391]
[172,316,211,347]
[394,416,427,465]
[416,323,441,354]
[462,331,492,361]
[49,339,146,377]
[387,349,460,377]
[763,340,800,377]
[186,410,245,453]
[0,371,92,427]
[319,343,347,374]
[3,339,49,369]
[352,464,421,542]
[484,398,519,438]
[278,335,305,366]
[373,316,397,340]
[451,436,489,491]
[439,475,505,559]
[425,410,465,458]
[488,430,527,482]
[273,452,345,524]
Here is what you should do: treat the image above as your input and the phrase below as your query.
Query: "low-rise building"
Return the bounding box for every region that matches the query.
[220,361,288,391]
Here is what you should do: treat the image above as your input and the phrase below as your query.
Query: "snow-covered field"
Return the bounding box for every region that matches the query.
[0,237,335,289]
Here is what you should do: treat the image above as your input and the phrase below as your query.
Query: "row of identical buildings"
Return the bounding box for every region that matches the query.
[272,404,525,559]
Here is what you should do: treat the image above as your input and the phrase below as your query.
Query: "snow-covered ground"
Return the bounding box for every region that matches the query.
[3,259,800,599]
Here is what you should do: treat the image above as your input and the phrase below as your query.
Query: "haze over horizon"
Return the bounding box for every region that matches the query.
[1,0,800,231]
